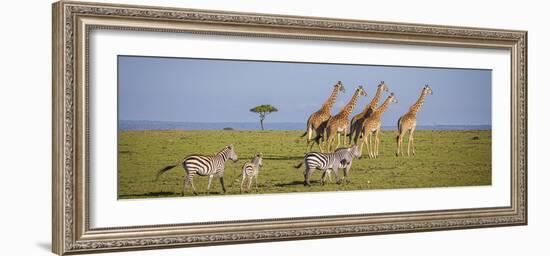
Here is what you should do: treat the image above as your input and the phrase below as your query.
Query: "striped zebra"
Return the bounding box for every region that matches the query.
[156,145,238,196]
[294,145,361,186]
[240,153,263,193]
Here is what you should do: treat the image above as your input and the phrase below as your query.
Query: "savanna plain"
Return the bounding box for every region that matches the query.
[118,129,491,199]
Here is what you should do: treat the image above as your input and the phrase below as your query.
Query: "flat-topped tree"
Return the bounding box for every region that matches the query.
[250,104,278,130]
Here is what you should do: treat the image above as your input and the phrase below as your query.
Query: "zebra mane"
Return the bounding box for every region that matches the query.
[216,146,232,161]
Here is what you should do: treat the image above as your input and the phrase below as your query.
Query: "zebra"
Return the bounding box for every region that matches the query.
[294,145,361,186]
[155,145,238,196]
[240,153,263,193]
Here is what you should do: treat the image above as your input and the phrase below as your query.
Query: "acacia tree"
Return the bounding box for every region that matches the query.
[249,105,278,130]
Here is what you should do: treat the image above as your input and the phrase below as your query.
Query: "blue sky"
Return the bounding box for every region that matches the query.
[118,56,491,126]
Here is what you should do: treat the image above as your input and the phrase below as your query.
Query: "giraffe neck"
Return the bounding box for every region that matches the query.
[409,92,427,115]
[373,97,393,118]
[340,90,361,118]
[320,86,340,112]
[362,86,384,113]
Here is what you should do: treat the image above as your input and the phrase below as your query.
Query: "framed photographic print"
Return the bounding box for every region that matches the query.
[52,1,527,255]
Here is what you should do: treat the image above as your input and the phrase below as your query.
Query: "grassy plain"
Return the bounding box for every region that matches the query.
[118,130,491,199]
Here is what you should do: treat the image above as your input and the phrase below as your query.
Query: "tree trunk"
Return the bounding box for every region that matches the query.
[260,118,264,130]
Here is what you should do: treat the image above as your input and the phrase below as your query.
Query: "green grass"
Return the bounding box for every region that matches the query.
[118,130,491,199]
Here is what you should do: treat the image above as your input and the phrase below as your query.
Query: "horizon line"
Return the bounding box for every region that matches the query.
[119,120,492,126]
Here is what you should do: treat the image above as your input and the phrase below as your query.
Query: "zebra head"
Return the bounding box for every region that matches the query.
[349,145,361,158]
[226,144,238,162]
[254,153,263,167]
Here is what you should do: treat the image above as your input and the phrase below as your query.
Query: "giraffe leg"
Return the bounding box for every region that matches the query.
[410,127,416,156]
[365,134,371,158]
[374,130,380,158]
[398,130,406,156]
[342,129,348,146]
[369,132,375,158]
[359,136,365,158]
[335,133,341,151]
[407,129,413,157]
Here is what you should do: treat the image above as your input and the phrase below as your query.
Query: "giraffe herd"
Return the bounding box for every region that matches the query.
[303,81,433,157]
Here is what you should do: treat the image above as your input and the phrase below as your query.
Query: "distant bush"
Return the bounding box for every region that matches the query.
[222,127,234,131]
[472,136,480,140]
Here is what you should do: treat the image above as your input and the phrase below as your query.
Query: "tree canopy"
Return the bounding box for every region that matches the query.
[250,105,278,130]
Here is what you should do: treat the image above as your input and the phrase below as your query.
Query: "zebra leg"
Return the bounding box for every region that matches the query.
[206,175,213,194]
[304,168,313,186]
[344,165,351,184]
[219,176,226,194]
[240,175,246,193]
[189,175,198,195]
[321,171,327,186]
[247,176,253,192]
[255,175,259,192]
[333,168,342,184]
[182,175,190,196]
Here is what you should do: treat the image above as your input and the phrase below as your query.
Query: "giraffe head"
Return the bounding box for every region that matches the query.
[423,84,433,96]
[355,85,367,97]
[334,80,345,93]
[378,81,389,92]
[389,92,398,104]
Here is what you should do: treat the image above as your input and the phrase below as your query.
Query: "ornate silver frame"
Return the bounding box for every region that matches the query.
[52,1,527,255]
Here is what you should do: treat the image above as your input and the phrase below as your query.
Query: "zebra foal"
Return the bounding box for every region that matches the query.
[295,145,361,186]
[240,153,263,193]
[156,145,238,196]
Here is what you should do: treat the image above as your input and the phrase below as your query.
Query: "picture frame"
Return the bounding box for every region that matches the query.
[52,1,527,255]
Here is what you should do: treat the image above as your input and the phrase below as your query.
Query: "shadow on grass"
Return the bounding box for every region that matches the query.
[274,180,319,187]
[263,156,303,161]
[119,190,229,198]
[119,191,175,198]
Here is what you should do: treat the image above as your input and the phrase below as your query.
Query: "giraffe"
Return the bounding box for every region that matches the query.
[300,81,345,151]
[359,93,398,158]
[323,86,367,152]
[349,81,389,145]
[396,85,433,156]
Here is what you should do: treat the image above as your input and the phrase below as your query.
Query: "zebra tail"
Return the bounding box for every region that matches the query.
[294,161,303,169]
[155,162,179,181]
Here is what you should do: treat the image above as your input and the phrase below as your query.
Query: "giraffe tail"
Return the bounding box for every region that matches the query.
[300,117,312,137]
